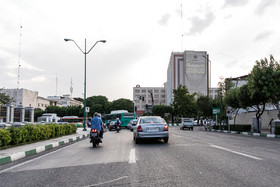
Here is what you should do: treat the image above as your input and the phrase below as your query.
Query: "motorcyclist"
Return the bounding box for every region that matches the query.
[114,118,121,129]
[91,112,103,142]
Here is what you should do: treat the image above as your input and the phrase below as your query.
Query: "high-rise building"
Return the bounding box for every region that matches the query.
[166,50,209,105]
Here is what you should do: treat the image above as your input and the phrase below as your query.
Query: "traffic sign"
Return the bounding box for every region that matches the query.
[86,107,90,112]
[212,107,220,115]
[226,109,231,117]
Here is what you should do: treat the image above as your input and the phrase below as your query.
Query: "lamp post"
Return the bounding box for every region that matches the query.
[64,38,106,131]
[202,55,211,98]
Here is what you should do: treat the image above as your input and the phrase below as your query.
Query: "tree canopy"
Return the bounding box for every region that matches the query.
[86,95,111,116]
[0,88,14,105]
[172,85,196,117]
[111,98,134,112]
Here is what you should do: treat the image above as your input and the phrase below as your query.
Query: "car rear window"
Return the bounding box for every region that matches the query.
[140,117,165,124]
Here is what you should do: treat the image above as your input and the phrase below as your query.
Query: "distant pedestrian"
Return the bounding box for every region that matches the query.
[268,118,273,134]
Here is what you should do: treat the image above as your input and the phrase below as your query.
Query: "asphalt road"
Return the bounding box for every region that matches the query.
[0,126,280,187]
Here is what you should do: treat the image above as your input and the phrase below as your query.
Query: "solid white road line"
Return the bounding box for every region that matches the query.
[172,134,182,138]
[129,148,136,164]
[85,176,128,187]
[210,144,263,160]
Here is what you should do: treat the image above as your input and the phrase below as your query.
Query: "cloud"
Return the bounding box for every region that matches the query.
[186,11,215,35]
[254,30,274,42]
[30,75,47,82]
[158,13,171,26]
[223,0,249,8]
[255,0,278,15]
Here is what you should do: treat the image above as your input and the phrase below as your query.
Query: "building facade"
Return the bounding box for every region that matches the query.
[3,88,38,108]
[166,50,209,105]
[133,85,166,115]
[47,95,83,107]
[209,87,220,99]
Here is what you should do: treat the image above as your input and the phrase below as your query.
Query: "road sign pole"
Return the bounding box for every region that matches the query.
[216,114,217,126]
[228,117,230,131]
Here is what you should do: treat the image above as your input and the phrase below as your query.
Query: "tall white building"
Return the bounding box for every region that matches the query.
[133,85,166,115]
[166,50,210,105]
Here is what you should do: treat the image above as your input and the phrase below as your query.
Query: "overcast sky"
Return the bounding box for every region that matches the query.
[1,0,280,101]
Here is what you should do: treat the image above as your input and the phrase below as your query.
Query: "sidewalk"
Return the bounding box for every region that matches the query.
[0,128,90,166]
[209,128,280,138]
[169,123,280,138]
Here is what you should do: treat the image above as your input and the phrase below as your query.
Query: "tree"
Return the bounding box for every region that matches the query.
[86,95,111,116]
[246,55,280,132]
[0,88,14,105]
[34,108,45,121]
[224,87,240,124]
[217,77,234,123]
[152,105,173,122]
[111,98,134,112]
[45,106,67,117]
[196,95,212,118]
[172,85,196,117]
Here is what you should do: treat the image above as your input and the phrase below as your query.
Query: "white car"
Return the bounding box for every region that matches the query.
[128,119,137,132]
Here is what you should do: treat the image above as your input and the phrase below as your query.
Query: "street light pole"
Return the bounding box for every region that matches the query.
[64,38,106,131]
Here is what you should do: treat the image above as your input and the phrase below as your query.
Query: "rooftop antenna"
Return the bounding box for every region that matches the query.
[17,22,23,89]
[70,77,73,97]
[180,1,184,52]
[56,76,58,96]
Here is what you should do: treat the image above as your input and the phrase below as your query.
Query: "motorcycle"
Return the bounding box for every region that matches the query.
[116,124,121,133]
[90,128,102,147]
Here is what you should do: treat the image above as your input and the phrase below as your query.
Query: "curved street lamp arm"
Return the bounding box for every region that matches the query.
[86,41,99,54]
[71,40,85,54]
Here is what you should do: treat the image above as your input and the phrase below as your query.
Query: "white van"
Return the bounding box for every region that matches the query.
[180,118,194,130]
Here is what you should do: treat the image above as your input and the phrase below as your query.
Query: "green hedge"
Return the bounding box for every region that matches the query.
[276,125,280,135]
[212,124,251,132]
[0,123,77,148]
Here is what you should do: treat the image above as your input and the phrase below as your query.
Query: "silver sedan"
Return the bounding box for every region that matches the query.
[133,116,169,144]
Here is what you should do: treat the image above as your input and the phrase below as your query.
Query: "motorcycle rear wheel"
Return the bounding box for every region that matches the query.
[92,139,97,147]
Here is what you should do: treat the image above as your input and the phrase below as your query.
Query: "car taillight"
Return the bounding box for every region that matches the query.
[137,125,143,132]
[92,129,97,133]
[164,125,168,131]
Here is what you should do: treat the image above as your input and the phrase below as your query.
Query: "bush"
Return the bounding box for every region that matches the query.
[212,124,251,132]
[275,125,280,135]
[230,124,251,132]
[8,126,22,145]
[0,129,11,147]
[0,123,77,148]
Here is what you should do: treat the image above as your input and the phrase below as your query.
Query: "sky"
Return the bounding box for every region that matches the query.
[1,0,280,101]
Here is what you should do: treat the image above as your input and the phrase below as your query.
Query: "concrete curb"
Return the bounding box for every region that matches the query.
[0,134,89,166]
[209,129,280,139]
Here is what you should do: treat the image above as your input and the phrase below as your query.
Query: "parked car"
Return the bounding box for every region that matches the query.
[180,118,194,130]
[10,122,25,128]
[133,116,169,144]
[128,119,138,132]
[0,122,11,129]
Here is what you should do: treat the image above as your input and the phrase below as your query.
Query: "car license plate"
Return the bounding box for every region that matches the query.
[147,127,159,132]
